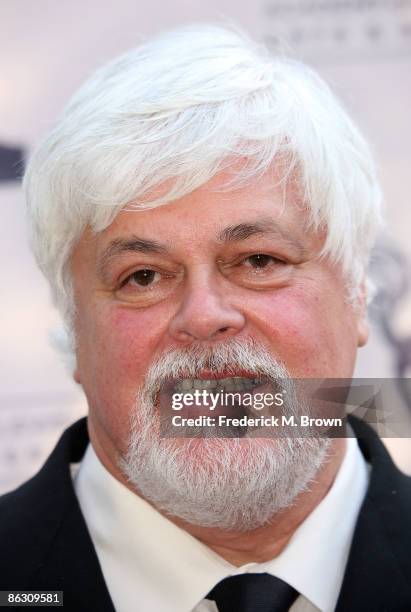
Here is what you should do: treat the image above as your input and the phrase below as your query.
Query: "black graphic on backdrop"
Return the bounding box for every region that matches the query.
[0,144,24,182]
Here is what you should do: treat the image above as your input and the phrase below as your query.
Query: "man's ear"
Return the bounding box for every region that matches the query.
[356,279,369,348]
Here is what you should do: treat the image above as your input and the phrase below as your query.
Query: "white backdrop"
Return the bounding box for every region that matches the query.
[1,0,410,493]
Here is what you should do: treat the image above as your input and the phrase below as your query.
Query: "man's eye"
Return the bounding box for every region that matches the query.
[125,269,159,287]
[116,267,177,304]
[245,254,284,269]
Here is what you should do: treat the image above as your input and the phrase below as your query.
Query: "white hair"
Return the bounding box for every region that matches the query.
[23,23,383,346]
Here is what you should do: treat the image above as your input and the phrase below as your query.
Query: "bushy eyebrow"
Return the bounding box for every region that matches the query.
[218,219,305,255]
[97,236,166,279]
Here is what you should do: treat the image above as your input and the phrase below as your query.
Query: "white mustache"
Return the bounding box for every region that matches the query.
[143,337,290,397]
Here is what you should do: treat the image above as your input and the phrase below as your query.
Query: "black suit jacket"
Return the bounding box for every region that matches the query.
[0,416,410,612]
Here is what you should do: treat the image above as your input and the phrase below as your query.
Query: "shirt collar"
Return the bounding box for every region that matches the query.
[255,435,368,611]
[74,436,368,612]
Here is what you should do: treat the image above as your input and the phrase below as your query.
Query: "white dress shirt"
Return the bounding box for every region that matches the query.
[73,436,368,612]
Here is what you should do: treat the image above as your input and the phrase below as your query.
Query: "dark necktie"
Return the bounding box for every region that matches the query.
[206,573,298,612]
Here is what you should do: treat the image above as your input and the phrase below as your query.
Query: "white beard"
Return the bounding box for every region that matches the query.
[120,338,330,531]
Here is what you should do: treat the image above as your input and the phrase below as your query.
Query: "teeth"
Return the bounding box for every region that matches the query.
[202,380,218,389]
[180,380,193,391]
[174,377,262,393]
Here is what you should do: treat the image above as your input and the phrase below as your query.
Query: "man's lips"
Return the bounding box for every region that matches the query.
[155,371,287,439]
[156,374,276,412]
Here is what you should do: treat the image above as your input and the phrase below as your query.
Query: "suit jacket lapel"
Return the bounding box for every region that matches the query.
[22,418,115,612]
[336,416,411,611]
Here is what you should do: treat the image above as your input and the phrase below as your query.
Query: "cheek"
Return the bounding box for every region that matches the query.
[94,306,168,381]
[247,286,357,376]
[76,304,169,435]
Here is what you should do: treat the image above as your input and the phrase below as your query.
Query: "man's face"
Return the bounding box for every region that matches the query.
[71,169,368,465]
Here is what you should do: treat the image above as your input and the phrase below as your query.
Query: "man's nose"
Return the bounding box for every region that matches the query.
[168,273,246,343]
